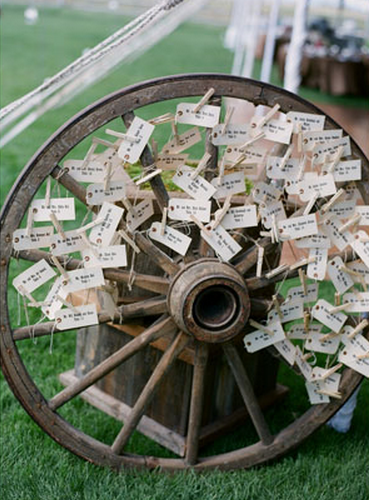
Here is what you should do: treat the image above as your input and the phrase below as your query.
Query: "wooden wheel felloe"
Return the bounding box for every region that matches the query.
[1,74,369,471]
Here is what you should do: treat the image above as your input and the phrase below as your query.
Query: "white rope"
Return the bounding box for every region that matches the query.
[0,0,208,147]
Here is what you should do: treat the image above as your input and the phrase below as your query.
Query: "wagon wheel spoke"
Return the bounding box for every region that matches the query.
[14,249,170,294]
[48,316,176,411]
[122,111,169,211]
[111,331,190,454]
[223,343,273,445]
[234,237,276,276]
[13,296,168,342]
[185,342,209,465]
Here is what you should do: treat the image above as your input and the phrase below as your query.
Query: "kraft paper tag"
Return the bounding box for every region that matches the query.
[64,267,105,293]
[286,111,325,132]
[211,123,249,145]
[286,282,319,304]
[168,198,211,223]
[148,222,192,256]
[41,276,69,320]
[311,299,347,333]
[268,299,304,324]
[321,216,353,251]
[13,227,54,251]
[297,174,336,202]
[253,182,282,205]
[156,154,189,170]
[324,200,356,220]
[302,129,343,151]
[355,206,369,225]
[64,159,106,183]
[295,346,313,381]
[323,159,361,182]
[305,332,341,355]
[312,136,351,163]
[30,198,75,222]
[259,201,286,230]
[50,230,87,256]
[55,304,99,331]
[274,338,296,365]
[176,102,220,128]
[258,119,293,144]
[212,171,246,199]
[89,202,124,247]
[288,323,323,340]
[307,247,328,281]
[118,117,154,164]
[338,339,369,377]
[342,292,369,313]
[13,259,56,295]
[346,260,369,284]
[305,381,330,404]
[162,127,202,154]
[266,156,300,180]
[278,214,318,240]
[295,233,331,249]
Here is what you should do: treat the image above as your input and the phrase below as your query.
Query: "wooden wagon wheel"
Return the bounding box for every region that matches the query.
[1,74,368,471]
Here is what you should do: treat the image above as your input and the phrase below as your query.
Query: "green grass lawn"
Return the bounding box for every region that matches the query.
[1,5,368,500]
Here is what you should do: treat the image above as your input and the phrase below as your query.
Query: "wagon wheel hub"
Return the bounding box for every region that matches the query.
[167,259,250,343]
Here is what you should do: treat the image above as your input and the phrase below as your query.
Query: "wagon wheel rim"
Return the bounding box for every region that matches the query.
[1,73,367,471]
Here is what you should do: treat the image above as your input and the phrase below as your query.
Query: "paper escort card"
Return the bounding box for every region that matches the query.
[82,245,127,269]
[13,259,56,295]
[30,198,75,221]
[324,159,361,182]
[338,337,369,378]
[13,227,54,251]
[295,346,313,381]
[243,319,285,353]
[212,171,246,199]
[55,304,99,331]
[295,233,331,249]
[312,367,341,391]
[89,202,124,247]
[297,174,336,202]
[86,180,126,205]
[258,119,293,144]
[64,159,106,183]
[312,136,351,163]
[259,201,286,230]
[305,381,330,404]
[156,154,189,170]
[274,338,296,365]
[346,260,369,284]
[268,299,304,324]
[50,229,87,256]
[327,256,354,294]
[211,123,249,145]
[162,127,202,154]
[288,323,323,340]
[350,231,369,268]
[148,222,192,256]
[41,276,68,320]
[321,216,353,251]
[253,182,282,205]
[172,167,217,201]
[168,198,211,222]
[302,129,343,151]
[118,117,154,164]
[307,247,328,281]
[126,199,154,231]
[311,299,347,333]
[305,332,340,355]
[324,200,356,220]
[266,156,300,180]
[223,144,267,166]
[200,224,242,262]
[286,282,319,304]
[286,111,325,132]
[342,292,369,313]
[64,267,105,293]
[354,206,369,225]
[176,102,220,128]
[278,214,318,240]
[221,205,258,230]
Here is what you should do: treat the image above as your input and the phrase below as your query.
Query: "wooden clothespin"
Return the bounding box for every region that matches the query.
[297,154,308,182]
[319,331,340,343]
[104,160,113,192]
[256,246,264,278]
[76,217,104,235]
[334,292,341,306]
[56,295,80,314]
[148,112,175,125]
[49,211,66,240]
[338,213,361,234]
[326,146,344,174]
[321,188,345,213]
[190,152,211,179]
[272,294,283,320]
[251,104,280,133]
[192,88,215,113]
[45,177,52,209]
[317,389,342,399]
[136,169,163,186]
[81,142,98,169]
[271,214,279,243]
[221,106,234,135]
[25,207,34,237]
[303,192,319,216]
[319,363,342,379]
[357,352,369,360]
[249,319,274,336]
[238,132,265,152]
[298,269,308,296]
[151,139,158,162]
[329,302,350,314]
[265,264,289,279]
[190,214,212,237]
[304,310,310,332]
[105,128,139,143]
[212,195,232,230]
[92,136,118,150]
[279,145,293,171]
[347,319,369,339]
[160,207,168,236]
[50,255,69,281]
[18,285,38,307]
[118,229,140,254]
[290,256,316,271]
[217,154,226,187]
[296,123,303,153]
[121,197,137,217]
[171,120,180,145]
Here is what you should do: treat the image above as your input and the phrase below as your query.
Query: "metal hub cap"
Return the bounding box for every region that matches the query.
[167,259,250,343]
